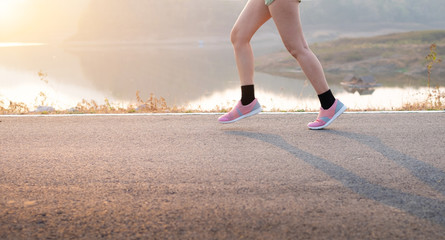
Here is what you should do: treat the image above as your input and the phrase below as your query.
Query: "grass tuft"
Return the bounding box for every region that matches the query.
[402,86,444,111]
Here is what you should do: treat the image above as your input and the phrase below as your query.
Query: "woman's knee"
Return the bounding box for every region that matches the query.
[285,42,310,59]
[230,26,251,48]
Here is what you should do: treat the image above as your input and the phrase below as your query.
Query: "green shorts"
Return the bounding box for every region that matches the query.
[265,0,301,6]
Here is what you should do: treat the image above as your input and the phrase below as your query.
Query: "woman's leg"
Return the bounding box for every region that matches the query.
[218,0,270,123]
[268,0,329,95]
[231,0,271,86]
[269,0,346,129]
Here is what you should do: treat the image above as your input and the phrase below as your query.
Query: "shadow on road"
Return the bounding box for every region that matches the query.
[327,130,445,196]
[225,130,445,226]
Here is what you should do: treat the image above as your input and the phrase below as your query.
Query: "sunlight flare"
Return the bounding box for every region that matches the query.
[0,0,27,21]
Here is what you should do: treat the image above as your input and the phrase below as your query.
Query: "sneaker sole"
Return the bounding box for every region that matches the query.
[308,104,347,130]
[218,107,262,124]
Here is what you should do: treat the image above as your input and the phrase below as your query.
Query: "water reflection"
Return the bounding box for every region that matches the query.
[0,43,45,48]
[341,75,382,95]
[188,84,442,111]
[0,43,442,111]
[67,43,238,106]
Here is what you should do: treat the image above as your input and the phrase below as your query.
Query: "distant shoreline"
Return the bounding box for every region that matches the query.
[255,30,445,85]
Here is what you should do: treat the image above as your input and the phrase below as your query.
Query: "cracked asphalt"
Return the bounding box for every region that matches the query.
[1,112,445,239]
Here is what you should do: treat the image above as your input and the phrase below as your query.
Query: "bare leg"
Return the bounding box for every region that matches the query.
[268,0,330,95]
[231,0,271,86]
[217,0,269,123]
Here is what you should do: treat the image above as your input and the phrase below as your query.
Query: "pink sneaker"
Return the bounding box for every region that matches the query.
[308,99,347,130]
[218,99,262,124]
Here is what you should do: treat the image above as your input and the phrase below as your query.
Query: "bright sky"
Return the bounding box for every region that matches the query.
[0,0,26,23]
[0,0,90,42]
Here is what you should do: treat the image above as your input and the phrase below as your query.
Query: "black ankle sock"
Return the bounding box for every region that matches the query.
[241,85,255,105]
[318,89,336,110]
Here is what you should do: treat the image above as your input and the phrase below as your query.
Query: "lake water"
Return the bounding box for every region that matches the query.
[0,40,442,112]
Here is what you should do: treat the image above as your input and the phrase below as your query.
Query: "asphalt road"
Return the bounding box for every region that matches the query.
[1,112,445,239]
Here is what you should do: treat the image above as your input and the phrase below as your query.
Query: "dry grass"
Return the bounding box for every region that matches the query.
[1,86,444,115]
[1,83,445,115]
[1,90,443,115]
[0,100,29,114]
[401,86,444,111]
[63,91,189,114]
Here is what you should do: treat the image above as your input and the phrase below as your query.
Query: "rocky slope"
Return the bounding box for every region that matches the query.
[255,30,445,86]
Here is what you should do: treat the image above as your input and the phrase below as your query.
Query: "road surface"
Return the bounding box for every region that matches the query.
[1,112,445,239]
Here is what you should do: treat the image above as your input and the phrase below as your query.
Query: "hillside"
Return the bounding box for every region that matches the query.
[1,0,444,43]
[300,0,445,26]
[255,30,445,86]
[67,0,445,43]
